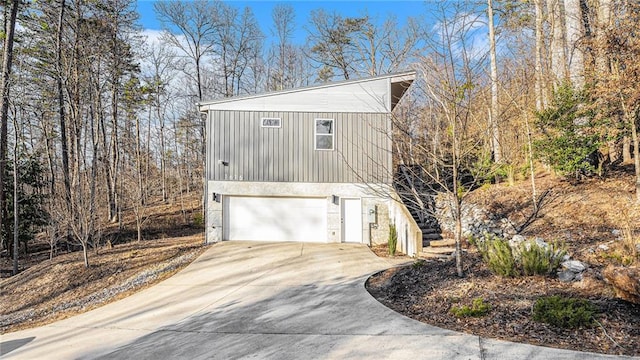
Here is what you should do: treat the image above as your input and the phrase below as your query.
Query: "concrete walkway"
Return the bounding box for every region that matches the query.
[0,242,634,359]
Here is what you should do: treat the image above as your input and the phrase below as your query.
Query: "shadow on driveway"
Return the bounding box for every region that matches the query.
[1,337,36,356]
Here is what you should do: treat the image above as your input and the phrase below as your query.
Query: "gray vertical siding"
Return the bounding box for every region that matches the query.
[207,110,392,184]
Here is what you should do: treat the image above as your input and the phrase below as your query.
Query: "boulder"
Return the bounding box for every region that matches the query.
[604,266,640,305]
[534,237,549,249]
[562,260,586,273]
[509,235,526,249]
[558,270,576,282]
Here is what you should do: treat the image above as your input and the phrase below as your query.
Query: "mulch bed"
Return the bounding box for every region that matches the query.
[366,249,640,356]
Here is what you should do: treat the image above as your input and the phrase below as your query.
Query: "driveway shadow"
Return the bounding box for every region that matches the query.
[1,337,35,356]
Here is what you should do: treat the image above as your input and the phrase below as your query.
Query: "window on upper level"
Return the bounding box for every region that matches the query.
[315,119,334,150]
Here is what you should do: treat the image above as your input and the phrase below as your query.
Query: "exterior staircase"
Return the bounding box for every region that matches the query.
[394,165,455,261]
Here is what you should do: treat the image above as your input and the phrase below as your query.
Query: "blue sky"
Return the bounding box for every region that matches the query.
[135,0,431,44]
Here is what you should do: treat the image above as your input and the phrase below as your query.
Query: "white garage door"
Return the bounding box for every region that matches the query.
[224,196,328,242]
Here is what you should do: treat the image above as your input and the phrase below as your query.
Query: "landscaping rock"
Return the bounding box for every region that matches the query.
[509,235,526,248]
[435,195,514,243]
[558,270,576,282]
[562,260,586,273]
[556,260,587,282]
[604,265,640,305]
[534,237,548,249]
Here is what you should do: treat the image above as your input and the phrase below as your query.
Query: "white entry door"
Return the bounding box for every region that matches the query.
[342,198,363,243]
[224,196,327,242]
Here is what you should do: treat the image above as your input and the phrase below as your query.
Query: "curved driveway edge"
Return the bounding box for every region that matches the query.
[1,242,635,359]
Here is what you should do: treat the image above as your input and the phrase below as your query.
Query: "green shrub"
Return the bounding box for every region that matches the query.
[412,259,426,269]
[388,223,398,256]
[533,83,601,180]
[450,297,491,318]
[478,235,518,277]
[192,213,204,227]
[518,241,567,276]
[532,296,597,328]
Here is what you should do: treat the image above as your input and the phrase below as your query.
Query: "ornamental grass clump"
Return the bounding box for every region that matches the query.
[518,241,566,276]
[477,235,518,277]
[478,235,567,277]
[388,223,398,256]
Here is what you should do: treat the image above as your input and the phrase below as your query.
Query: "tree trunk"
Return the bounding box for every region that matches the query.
[136,109,144,206]
[108,84,119,223]
[548,0,569,87]
[453,195,464,278]
[12,119,19,275]
[524,106,538,212]
[534,0,545,111]
[487,0,501,163]
[595,0,612,75]
[451,106,463,278]
[0,0,20,257]
[82,243,89,267]
[623,136,632,163]
[564,0,585,88]
[630,111,640,202]
[160,116,167,203]
[57,0,71,210]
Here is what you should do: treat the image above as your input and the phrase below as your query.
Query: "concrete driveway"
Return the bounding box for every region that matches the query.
[0,242,633,359]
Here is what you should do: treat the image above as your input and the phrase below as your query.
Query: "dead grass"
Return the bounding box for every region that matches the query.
[0,235,207,334]
[0,194,208,334]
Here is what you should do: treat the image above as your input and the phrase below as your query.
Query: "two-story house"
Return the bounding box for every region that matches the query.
[198,71,422,256]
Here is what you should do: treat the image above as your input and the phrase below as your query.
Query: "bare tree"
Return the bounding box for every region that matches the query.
[487,0,502,163]
[155,0,219,102]
[144,42,177,203]
[214,4,264,97]
[353,15,421,77]
[269,4,296,90]
[0,0,20,260]
[395,2,498,277]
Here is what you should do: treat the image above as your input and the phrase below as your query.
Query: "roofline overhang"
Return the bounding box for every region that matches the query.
[197,70,416,111]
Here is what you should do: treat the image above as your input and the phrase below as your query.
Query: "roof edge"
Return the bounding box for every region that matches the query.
[197,70,417,109]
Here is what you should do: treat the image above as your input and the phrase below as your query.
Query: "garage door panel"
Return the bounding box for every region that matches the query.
[225,197,327,242]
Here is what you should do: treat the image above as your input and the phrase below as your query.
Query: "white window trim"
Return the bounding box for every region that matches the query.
[261,117,281,128]
[314,118,334,151]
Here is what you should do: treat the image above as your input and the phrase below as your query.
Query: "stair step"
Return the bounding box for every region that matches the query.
[430,239,456,247]
[423,246,456,254]
[422,233,443,240]
[418,251,452,260]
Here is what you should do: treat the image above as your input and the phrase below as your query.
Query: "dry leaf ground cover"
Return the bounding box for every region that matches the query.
[1,196,208,334]
[0,234,207,334]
